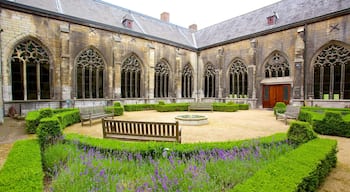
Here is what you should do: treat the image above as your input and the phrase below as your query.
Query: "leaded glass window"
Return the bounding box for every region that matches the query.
[76,48,104,99]
[313,44,350,99]
[121,54,141,98]
[229,59,248,98]
[182,63,193,98]
[10,39,50,100]
[204,63,216,97]
[154,60,170,98]
[265,52,289,78]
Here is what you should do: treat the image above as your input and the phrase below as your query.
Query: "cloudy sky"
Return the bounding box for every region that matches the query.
[102,0,281,29]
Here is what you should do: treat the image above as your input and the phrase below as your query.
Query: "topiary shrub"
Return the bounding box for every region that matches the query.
[313,111,350,137]
[287,121,317,145]
[37,117,63,150]
[239,104,249,110]
[114,102,122,107]
[158,100,165,105]
[38,108,53,119]
[273,102,286,115]
[298,110,313,123]
[55,109,80,128]
[25,111,41,134]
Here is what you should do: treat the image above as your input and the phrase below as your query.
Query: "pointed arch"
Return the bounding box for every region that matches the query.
[182,63,193,98]
[204,62,216,98]
[154,59,171,98]
[121,53,143,98]
[227,58,248,98]
[10,38,52,100]
[311,41,350,99]
[264,51,290,78]
[75,47,106,99]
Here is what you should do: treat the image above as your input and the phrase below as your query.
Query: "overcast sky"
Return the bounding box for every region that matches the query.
[102,0,281,29]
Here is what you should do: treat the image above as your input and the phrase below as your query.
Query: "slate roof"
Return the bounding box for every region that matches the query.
[3,0,350,50]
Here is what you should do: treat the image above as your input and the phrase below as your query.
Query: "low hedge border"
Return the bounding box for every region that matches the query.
[0,139,43,192]
[155,103,189,112]
[124,104,157,111]
[232,138,337,192]
[64,133,287,158]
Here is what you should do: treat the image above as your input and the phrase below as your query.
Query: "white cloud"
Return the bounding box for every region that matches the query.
[102,0,281,29]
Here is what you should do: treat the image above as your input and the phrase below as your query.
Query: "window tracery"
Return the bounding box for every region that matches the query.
[265,52,289,78]
[76,48,104,99]
[182,64,193,98]
[121,54,141,98]
[11,39,50,100]
[313,44,350,99]
[229,59,248,98]
[154,60,170,97]
[204,63,216,97]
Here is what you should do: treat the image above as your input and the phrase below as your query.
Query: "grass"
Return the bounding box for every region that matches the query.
[44,139,293,191]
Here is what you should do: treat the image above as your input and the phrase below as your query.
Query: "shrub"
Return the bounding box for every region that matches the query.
[155,103,189,112]
[213,103,239,112]
[124,104,157,111]
[114,102,122,107]
[239,104,249,110]
[25,110,41,134]
[53,108,78,114]
[38,108,53,119]
[313,112,350,137]
[105,106,124,116]
[158,100,165,105]
[232,138,337,192]
[37,117,63,150]
[287,121,317,145]
[297,110,313,123]
[0,139,43,192]
[273,102,286,115]
[55,109,80,128]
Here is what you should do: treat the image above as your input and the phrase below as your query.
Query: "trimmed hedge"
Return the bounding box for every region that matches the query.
[105,106,124,116]
[37,117,63,150]
[155,103,189,112]
[124,104,157,111]
[25,111,40,134]
[232,138,337,192]
[55,109,80,128]
[287,121,317,145]
[238,104,249,110]
[313,112,350,138]
[273,102,286,115]
[64,133,287,158]
[0,139,43,192]
[213,103,239,112]
[38,108,53,119]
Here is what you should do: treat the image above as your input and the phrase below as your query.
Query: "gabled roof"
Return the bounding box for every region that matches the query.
[2,0,350,50]
[195,0,350,48]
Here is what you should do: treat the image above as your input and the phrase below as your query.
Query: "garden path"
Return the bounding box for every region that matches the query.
[0,110,349,191]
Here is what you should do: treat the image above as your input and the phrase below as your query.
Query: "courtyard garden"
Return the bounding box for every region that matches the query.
[0,102,349,191]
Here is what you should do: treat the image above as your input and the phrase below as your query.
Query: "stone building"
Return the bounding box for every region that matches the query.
[0,0,350,123]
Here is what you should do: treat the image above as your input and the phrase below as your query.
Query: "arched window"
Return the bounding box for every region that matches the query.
[229,59,248,98]
[265,52,289,78]
[154,60,170,97]
[10,39,50,100]
[121,54,141,98]
[204,63,216,97]
[182,63,193,98]
[314,44,350,99]
[76,48,104,99]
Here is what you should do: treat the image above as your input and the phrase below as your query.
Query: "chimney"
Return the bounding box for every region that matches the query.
[189,24,197,32]
[160,12,169,22]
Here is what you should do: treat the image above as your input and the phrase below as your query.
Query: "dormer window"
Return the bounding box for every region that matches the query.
[267,12,279,25]
[122,14,133,29]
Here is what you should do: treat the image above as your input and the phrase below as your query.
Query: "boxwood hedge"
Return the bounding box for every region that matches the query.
[0,139,43,192]
[232,138,337,192]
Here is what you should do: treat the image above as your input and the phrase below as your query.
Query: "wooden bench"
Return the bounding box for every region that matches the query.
[80,106,114,126]
[276,105,301,125]
[102,118,181,143]
[188,102,213,111]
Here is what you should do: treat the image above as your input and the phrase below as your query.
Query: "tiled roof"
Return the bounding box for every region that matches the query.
[4,0,350,49]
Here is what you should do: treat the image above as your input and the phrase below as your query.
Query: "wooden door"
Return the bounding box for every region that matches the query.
[263,84,290,108]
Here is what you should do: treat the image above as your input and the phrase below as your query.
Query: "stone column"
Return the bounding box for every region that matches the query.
[216,47,224,98]
[112,34,122,99]
[148,43,155,99]
[249,39,257,99]
[175,50,182,98]
[60,24,70,100]
[294,27,305,100]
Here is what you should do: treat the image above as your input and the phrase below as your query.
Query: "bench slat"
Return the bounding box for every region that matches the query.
[102,119,181,143]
